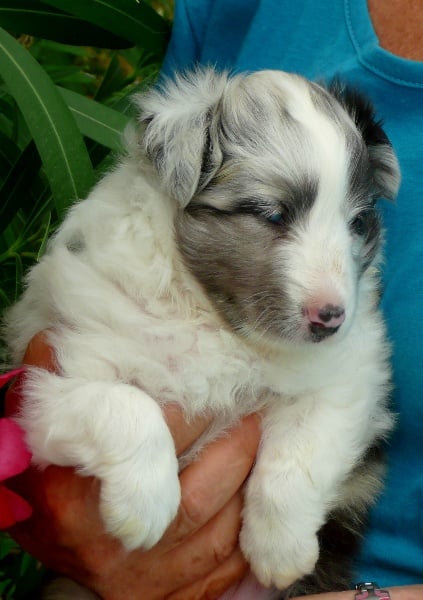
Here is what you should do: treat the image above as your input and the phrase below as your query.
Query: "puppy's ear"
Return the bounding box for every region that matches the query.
[329,80,401,201]
[135,69,227,207]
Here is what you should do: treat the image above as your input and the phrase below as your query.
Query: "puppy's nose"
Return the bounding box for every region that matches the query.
[308,304,346,328]
[305,304,345,340]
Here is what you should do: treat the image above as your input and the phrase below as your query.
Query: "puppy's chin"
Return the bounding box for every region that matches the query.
[305,320,353,345]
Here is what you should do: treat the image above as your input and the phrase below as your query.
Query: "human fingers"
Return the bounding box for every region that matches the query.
[167,412,261,544]
[166,547,248,600]
[160,492,245,589]
[163,403,213,455]
[23,330,56,370]
[7,463,109,575]
[102,417,260,599]
[102,493,248,600]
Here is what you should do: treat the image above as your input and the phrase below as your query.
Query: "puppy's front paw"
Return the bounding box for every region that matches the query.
[240,512,319,589]
[99,448,180,551]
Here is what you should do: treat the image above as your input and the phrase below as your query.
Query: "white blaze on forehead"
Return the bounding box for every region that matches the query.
[199,70,353,224]
[245,71,350,206]
[271,74,351,240]
[276,74,349,206]
[255,73,356,308]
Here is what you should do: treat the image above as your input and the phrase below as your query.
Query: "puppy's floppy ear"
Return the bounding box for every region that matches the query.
[135,69,227,207]
[329,80,401,201]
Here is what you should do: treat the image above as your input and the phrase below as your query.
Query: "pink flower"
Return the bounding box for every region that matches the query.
[0,368,32,528]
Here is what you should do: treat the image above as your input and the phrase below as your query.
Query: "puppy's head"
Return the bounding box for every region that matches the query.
[137,69,400,346]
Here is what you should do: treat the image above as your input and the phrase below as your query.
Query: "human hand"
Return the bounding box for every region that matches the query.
[6,333,261,600]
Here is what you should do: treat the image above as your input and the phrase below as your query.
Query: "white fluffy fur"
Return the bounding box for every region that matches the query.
[4,69,398,595]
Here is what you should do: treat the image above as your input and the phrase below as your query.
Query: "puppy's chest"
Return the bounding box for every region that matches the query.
[123,315,265,416]
[112,312,338,419]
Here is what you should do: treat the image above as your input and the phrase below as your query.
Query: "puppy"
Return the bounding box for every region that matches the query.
[4,69,400,598]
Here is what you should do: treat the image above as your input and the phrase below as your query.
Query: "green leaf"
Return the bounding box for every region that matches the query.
[110,76,156,116]
[36,211,52,259]
[58,86,130,151]
[0,131,21,173]
[0,534,19,560]
[94,52,130,103]
[0,27,95,217]
[0,0,133,48]
[0,141,42,232]
[45,66,96,87]
[44,0,170,56]
[0,578,15,597]
[31,39,94,58]
[0,94,16,126]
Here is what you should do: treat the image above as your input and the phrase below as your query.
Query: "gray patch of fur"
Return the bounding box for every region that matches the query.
[176,209,293,339]
[65,232,85,254]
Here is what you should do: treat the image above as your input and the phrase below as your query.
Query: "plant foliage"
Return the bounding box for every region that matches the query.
[0,0,171,313]
[0,0,172,596]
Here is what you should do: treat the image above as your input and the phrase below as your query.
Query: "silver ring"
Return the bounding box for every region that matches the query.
[355,582,391,600]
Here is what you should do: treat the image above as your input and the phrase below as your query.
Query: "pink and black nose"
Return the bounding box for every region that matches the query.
[304,303,346,342]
